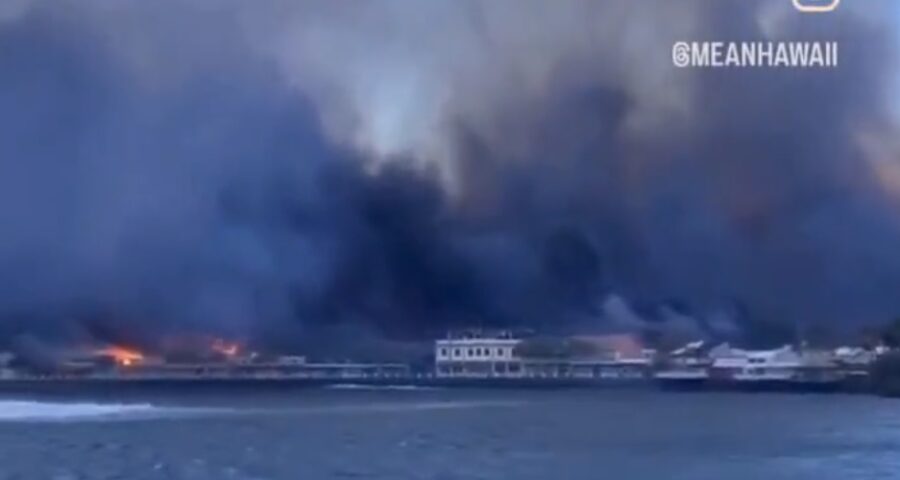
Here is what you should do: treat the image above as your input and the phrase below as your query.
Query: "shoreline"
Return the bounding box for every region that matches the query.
[0,376,883,397]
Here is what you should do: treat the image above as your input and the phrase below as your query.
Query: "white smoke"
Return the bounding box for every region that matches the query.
[236,0,700,191]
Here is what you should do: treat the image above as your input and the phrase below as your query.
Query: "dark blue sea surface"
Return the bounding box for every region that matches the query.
[0,387,898,479]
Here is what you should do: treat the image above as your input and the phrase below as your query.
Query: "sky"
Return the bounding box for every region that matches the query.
[0,0,899,353]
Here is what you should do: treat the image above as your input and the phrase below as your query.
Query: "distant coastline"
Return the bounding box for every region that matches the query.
[3,330,900,398]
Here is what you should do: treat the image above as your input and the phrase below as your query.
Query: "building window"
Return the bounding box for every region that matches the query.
[497,348,504,357]
[454,348,461,357]
[440,348,448,357]
[468,348,474,356]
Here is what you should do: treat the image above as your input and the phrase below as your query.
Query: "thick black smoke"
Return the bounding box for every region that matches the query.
[0,0,899,353]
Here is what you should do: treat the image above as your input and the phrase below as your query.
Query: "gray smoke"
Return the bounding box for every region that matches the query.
[0,0,898,352]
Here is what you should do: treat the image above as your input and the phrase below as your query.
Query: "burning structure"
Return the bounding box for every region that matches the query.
[9,338,410,382]
[93,346,146,367]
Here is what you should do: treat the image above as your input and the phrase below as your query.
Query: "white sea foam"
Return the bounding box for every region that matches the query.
[325,383,441,391]
[0,397,523,422]
[286,400,526,416]
[0,400,219,422]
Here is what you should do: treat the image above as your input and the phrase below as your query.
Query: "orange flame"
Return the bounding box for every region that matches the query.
[94,346,144,367]
[211,339,240,357]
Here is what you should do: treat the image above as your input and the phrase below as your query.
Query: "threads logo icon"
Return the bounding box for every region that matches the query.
[792,0,840,13]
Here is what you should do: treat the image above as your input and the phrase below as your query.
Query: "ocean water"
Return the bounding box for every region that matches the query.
[0,387,899,480]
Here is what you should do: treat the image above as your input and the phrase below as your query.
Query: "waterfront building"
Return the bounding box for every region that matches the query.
[708,344,840,382]
[548,334,653,379]
[435,331,522,378]
[434,331,653,380]
[709,345,801,380]
[654,341,714,382]
[833,347,878,367]
[113,358,410,380]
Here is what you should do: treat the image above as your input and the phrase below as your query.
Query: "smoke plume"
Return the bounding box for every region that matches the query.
[0,0,899,352]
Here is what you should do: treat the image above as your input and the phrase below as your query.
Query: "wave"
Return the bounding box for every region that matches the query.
[0,400,220,422]
[324,383,441,391]
[284,400,526,416]
[0,397,524,422]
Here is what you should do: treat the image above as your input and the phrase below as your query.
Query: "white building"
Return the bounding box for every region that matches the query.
[710,345,803,380]
[653,341,711,380]
[708,344,839,382]
[434,333,653,380]
[833,347,877,366]
[435,335,522,378]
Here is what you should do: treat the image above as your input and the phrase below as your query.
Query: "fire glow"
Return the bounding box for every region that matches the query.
[211,339,240,358]
[94,346,145,367]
